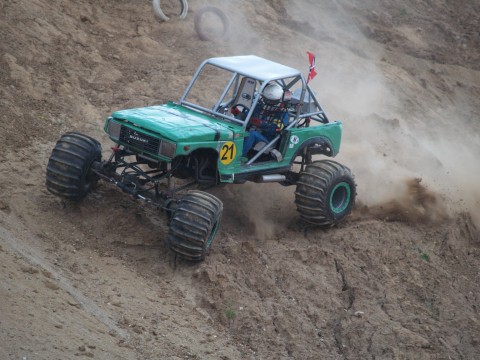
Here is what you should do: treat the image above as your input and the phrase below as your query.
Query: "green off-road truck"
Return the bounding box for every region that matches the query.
[46,55,356,261]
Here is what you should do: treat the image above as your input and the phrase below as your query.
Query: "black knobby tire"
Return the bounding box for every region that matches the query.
[194,6,230,41]
[167,190,223,261]
[46,132,102,201]
[295,160,356,226]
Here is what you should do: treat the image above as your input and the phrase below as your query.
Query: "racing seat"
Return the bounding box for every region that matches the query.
[226,77,256,118]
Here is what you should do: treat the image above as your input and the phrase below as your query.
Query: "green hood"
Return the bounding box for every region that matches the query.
[111,102,237,142]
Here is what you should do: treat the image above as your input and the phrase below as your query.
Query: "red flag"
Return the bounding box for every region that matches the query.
[307,51,317,84]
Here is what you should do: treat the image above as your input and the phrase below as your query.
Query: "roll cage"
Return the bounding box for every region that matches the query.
[179,55,330,130]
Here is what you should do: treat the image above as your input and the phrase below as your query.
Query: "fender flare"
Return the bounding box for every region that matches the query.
[152,0,188,22]
[291,136,335,163]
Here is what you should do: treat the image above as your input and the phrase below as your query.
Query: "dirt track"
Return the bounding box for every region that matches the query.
[1,0,479,359]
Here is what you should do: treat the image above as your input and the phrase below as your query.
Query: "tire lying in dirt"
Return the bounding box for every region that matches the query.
[295,160,356,226]
[46,132,102,201]
[194,6,230,41]
[167,190,223,261]
[152,0,188,22]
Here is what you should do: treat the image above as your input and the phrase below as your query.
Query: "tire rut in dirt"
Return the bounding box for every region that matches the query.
[295,160,356,226]
[167,190,223,261]
[46,132,102,201]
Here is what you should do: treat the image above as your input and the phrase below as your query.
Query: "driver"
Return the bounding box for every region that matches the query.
[241,83,290,157]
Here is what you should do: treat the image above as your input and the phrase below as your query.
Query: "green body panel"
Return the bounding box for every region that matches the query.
[104,102,342,183]
[217,121,343,181]
[285,121,342,158]
[110,102,238,142]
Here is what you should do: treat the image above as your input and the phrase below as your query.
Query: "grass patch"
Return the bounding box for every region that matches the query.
[419,250,430,262]
[224,299,236,321]
[225,307,236,320]
[426,301,440,319]
[417,247,430,262]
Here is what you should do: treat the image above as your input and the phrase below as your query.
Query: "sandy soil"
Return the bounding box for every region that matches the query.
[1,0,479,359]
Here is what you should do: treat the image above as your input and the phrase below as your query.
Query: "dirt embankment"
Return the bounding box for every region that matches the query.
[1,0,479,359]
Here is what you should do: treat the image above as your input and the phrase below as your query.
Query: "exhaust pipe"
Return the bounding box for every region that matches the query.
[259,174,286,183]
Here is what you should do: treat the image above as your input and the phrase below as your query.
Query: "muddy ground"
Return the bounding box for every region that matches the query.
[0,0,479,359]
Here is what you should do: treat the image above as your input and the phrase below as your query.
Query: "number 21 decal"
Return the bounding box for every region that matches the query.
[220,141,236,165]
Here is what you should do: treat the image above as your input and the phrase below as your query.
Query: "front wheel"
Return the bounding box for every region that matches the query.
[46,132,102,201]
[295,160,356,226]
[166,190,223,261]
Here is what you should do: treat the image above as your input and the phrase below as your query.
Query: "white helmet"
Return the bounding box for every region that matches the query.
[262,83,284,103]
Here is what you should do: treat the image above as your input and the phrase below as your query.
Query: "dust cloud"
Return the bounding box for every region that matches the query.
[281,1,480,226]
[199,1,480,227]
[360,177,449,224]
[220,182,296,239]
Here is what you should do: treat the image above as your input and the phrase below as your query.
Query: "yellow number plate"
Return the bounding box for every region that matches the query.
[220,141,237,165]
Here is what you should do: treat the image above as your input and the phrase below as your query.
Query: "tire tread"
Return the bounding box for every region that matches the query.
[295,160,355,226]
[167,191,223,261]
[46,132,101,201]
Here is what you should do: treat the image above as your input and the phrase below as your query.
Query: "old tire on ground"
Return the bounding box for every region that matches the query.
[46,132,102,201]
[167,190,223,261]
[295,160,356,226]
[194,6,229,41]
[152,0,188,22]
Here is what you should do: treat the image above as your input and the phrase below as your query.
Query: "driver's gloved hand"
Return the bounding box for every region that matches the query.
[231,106,241,116]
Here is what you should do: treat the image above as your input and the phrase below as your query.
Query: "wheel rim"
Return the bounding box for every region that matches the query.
[330,182,351,214]
[206,219,220,250]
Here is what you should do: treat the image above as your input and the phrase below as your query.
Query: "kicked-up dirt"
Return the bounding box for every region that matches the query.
[0,0,479,359]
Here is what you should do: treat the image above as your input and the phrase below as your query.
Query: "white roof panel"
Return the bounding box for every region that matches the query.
[206,55,302,81]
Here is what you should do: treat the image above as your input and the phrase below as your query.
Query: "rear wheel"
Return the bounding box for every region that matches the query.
[295,160,356,226]
[167,190,223,261]
[46,132,102,201]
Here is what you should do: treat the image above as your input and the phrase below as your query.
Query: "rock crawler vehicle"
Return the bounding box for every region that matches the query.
[46,55,356,261]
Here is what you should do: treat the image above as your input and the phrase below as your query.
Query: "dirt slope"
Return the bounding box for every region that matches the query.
[1,0,479,359]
